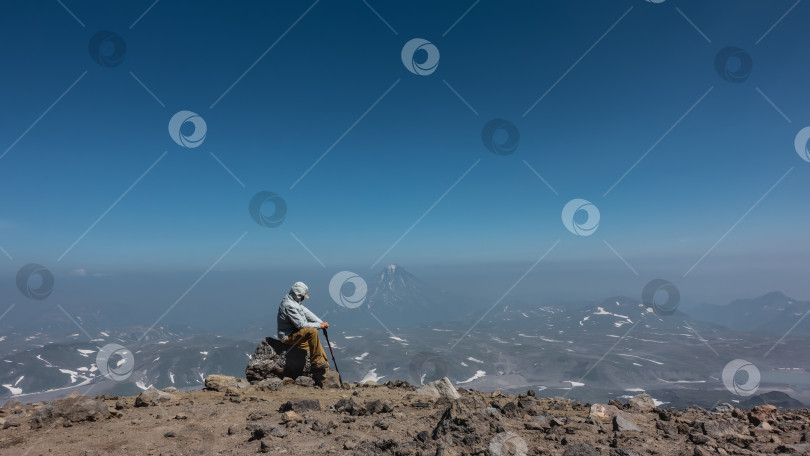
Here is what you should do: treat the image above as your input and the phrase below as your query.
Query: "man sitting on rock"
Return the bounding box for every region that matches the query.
[277,281,330,372]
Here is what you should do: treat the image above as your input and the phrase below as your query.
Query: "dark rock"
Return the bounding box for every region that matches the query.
[30,392,109,427]
[562,443,600,456]
[527,389,536,397]
[2,415,23,429]
[498,401,521,418]
[247,422,288,440]
[656,419,678,436]
[259,440,271,453]
[334,398,365,416]
[294,376,315,387]
[658,410,673,421]
[373,418,389,430]
[432,397,491,450]
[278,399,320,413]
[134,387,174,407]
[164,431,176,438]
[689,432,711,445]
[245,337,311,382]
[365,399,393,415]
[608,398,623,408]
[416,430,429,442]
[610,450,644,456]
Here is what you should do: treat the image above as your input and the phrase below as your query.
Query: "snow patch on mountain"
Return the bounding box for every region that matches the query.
[361,368,384,383]
[457,370,486,384]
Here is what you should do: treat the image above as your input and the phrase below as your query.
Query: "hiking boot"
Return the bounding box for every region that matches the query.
[312,362,329,371]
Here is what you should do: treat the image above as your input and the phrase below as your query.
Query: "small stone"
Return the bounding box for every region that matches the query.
[164,431,176,438]
[278,399,320,413]
[162,386,178,393]
[281,411,301,423]
[2,416,22,429]
[373,418,389,430]
[344,440,357,450]
[609,450,644,456]
[294,376,315,387]
[563,443,600,456]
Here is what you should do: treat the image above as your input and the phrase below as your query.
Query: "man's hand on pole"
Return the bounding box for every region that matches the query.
[320,321,329,329]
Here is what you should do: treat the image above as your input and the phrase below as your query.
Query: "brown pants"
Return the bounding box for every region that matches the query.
[283,327,328,366]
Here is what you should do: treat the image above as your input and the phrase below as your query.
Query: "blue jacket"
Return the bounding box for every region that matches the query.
[277,282,323,341]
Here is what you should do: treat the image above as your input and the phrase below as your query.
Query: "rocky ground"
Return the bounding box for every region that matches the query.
[1,374,810,456]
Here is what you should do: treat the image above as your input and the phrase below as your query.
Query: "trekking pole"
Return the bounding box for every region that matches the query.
[322,328,343,387]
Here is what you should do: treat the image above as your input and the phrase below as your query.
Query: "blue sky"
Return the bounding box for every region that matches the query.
[1,0,809,314]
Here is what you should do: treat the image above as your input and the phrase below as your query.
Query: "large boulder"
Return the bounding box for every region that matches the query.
[414,377,460,400]
[134,386,175,407]
[245,337,311,382]
[627,393,656,411]
[31,392,108,428]
[204,374,237,392]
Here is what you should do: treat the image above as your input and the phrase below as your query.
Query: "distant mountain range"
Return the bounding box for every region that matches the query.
[695,291,810,335]
[2,265,809,410]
